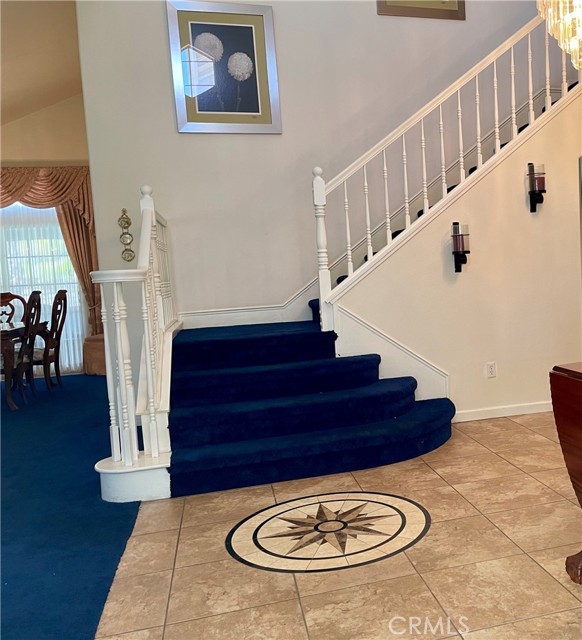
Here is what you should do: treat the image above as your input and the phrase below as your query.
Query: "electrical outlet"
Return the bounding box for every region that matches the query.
[485,362,497,378]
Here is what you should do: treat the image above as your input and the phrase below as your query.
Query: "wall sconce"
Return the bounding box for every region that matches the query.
[527,163,546,213]
[118,208,135,262]
[451,221,470,273]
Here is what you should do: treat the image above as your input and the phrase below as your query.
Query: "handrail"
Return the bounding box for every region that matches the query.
[325,16,544,193]
[91,185,179,471]
[312,17,580,332]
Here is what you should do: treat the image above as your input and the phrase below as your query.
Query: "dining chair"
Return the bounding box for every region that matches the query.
[0,292,27,323]
[33,290,67,389]
[13,291,42,401]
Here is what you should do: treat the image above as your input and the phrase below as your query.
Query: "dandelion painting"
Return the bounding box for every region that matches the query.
[167,1,281,133]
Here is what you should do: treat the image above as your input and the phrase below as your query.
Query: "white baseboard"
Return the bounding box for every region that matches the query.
[180,281,318,328]
[454,401,553,423]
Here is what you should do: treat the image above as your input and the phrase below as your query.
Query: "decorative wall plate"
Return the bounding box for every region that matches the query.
[226,491,430,573]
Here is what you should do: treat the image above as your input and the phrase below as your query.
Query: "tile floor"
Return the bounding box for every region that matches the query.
[95,413,582,639]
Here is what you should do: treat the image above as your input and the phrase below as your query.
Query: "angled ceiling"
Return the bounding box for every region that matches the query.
[1,0,83,125]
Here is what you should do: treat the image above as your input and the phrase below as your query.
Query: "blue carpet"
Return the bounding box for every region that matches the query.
[1,375,139,640]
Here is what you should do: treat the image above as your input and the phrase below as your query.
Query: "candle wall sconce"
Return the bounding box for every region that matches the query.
[118,208,135,262]
[527,163,546,213]
[451,221,470,273]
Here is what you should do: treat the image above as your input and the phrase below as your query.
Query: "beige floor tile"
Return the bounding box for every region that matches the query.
[421,430,490,462]
[463,424,550,452]
[98,629,163,640]
[533,426,561,443]
[452,474,563,514]
[487,500,582,551]
[131,498,184,536]
[95,571,172,638]
[462,608,582,639]
[353,460,448,493]
[496,442,566,473]
[302,574,454,639]
[164,600,308,640]
[402,485,479,522]
[454,418,521,437]
[422,555,579,632]
[114,529,178,578]
[182,484,275,527]
[425,452,522,485]
[295,552,416,597]
[532,468,578,500]
[272,472,360,503]
[175,519,238,568]
[406,515,521,573]
[509,412,557,430]
[166,558,296,624]
[529,543,582,603]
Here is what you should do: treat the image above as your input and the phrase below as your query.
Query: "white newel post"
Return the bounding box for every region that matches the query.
[312,167,333,331]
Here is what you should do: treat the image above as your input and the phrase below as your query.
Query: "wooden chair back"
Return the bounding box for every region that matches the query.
[0,292,27,323]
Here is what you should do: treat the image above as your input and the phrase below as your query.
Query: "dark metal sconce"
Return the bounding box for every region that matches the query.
[451,221,470,273]
[527,163,546,213]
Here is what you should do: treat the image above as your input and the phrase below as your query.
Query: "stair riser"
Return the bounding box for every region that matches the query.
[170,423,451,496]
[170,392,415,447]
[170,358,381,406]
[172,333,337,371]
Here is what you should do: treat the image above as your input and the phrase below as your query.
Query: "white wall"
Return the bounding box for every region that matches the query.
[0,94,88,165]
[76,0,537,320]
[337,95,582,418]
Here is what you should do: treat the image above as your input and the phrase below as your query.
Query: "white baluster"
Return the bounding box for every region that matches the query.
[545,30,552,112]
[312,167,333,330]
[101,288,121,462]
[561,49,568,96]
[493,60,501,153]
[402,135,411,228]
[511,46,517,139]
[141,279,159,458]
[457,90,465,183]
[420,119,429,215]
[382,150,392,245]
[475,75,483,168]
[528,34,535,125]
[439,105,447,199]
[363,166,373,260]
[343,181,354,276]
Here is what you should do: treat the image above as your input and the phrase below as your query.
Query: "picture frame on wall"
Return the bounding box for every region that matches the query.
[377,1,466,20]
[166,1,281,133]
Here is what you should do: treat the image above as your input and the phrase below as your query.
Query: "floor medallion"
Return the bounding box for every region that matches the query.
[225,491,430,573]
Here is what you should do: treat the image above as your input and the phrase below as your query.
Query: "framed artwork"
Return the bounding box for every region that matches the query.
[377,1,465,20]
[166,1,281,133]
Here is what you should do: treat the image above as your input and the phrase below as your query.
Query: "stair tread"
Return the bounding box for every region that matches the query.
[172,398,455,468]
[174,321,325,344]
[171,375,416,416]
[172,353,381,382]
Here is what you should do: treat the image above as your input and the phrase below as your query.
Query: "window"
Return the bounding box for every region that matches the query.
[0,202,88,372]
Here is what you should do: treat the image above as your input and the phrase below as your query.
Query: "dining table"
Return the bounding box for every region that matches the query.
[1,321,47,411]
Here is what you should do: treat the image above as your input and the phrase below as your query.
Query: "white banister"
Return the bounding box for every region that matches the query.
[311,16,580,325]
[91,185,180,502]
[493,61,501,153]
[363,166,373,260]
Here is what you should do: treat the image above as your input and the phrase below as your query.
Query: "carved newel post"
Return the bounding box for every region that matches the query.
[312,167,333,331]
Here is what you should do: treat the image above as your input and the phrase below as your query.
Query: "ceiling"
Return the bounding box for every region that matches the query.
[1,0,83,125]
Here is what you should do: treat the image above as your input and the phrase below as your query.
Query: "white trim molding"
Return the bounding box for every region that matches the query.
[454,401,553,423]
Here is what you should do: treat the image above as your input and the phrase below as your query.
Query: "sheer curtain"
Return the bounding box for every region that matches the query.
[0,202,88,372]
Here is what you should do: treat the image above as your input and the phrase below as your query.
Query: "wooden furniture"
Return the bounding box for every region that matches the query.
[549,362,582,585]
[0,292,26,323]
[33,290,67,388]
[1,322,25,411]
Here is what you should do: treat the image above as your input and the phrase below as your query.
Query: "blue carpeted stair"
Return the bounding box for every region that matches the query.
[169,319,455,496]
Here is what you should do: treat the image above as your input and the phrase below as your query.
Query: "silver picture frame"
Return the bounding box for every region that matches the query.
[166,0,282,133]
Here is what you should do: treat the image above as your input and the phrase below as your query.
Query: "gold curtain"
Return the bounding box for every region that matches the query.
[0,166,103,335]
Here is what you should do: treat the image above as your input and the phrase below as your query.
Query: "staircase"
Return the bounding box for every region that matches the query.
[169,317,455,496]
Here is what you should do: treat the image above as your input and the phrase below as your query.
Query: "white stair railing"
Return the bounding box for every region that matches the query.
[91,186,180,502]
[312,16,581,331]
